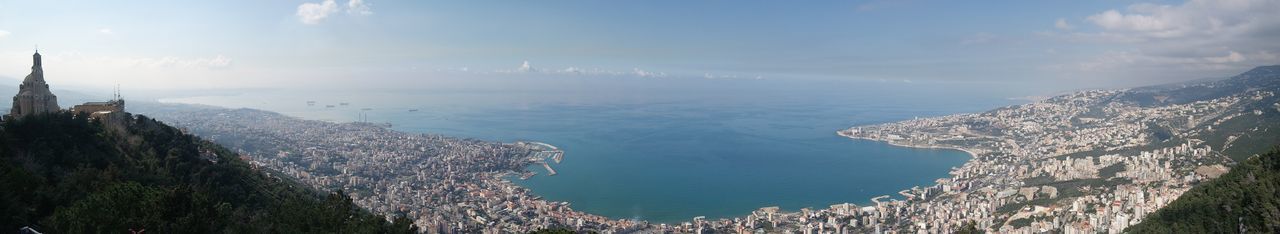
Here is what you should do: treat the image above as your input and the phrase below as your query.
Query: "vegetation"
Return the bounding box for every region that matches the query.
[0,112,417,233]
[955,221,983,234]
[1127,146,1280,233]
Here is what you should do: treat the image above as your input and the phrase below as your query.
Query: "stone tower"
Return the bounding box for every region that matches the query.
[11,50,60,118]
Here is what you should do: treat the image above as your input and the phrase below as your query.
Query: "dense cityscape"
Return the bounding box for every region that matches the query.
[5,0,1280,232]
[146,107,652,233]
[141,67,1277,233]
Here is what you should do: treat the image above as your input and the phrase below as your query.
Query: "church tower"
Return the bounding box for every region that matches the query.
[11,50,61,118]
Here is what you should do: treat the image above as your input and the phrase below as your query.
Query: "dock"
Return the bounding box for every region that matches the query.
[539,161,557,176]
[516,141,565,176]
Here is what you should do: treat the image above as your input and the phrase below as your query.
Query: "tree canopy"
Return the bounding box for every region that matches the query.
[0,112,416,233]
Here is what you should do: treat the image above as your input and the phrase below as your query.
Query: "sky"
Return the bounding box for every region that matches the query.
[0,0,1278,94]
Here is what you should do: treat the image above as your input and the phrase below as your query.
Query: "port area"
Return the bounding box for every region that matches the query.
[514,141,565,179]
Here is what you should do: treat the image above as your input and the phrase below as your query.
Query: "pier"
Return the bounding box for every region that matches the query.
[539,161,557,176]
[517,141,566,176]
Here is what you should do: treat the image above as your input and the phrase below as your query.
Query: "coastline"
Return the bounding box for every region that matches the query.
[148,101,989,230]
[837,130,981,159]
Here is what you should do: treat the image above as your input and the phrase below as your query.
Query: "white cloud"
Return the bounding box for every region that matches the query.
[347,0,373,15]
[296,0,339,24]
[143,55,233,70]
[1049,0,1280,77]
[517,60,535,72]
[1071,50,1263,72]
[561,67,582,74]
[1205,51,1246,64]
[98,28,114,34]
[0,30,10,38]
[1087,10,1169,33]
[1080,0,1279,41]
[1054,18,1074,30]
[633,68,666,78]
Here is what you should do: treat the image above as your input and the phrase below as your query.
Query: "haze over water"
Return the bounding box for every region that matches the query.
[159,79,1021,223]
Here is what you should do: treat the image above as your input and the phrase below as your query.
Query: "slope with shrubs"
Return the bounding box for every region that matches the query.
[0,112,417,233]
[1127,145,1280,233]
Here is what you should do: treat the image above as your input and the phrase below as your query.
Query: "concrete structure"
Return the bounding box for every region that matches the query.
[71,87,126,118]
[10,51,60,118]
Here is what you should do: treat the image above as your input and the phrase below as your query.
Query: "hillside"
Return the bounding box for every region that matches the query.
[835,65,1280,232]
[1117,65,1280,160]
[0,112,417,233]
[1127,146,1280,233]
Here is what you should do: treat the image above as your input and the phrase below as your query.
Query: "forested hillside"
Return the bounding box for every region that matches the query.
[0,112,417,233]
[1128,146,1280,233]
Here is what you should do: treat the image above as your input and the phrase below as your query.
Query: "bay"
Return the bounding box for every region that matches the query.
[158,79,1020,223]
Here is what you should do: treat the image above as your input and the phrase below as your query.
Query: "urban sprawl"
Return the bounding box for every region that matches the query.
[149,85,1275,233]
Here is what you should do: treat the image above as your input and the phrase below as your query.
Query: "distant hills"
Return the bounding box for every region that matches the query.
[1117,65,1280,161]
[1125,65,1280,232]
[1075,64,1274,161]
[0,112,417,233]
[1121,65,1280,106]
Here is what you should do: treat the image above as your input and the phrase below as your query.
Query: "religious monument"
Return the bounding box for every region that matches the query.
[4,50,126,122]
[10,50,60,118]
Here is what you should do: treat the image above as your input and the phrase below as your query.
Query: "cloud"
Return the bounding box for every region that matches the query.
[98,28,114,35]
[347,0,373,15]
[128,55,233,70]
[1069,50,1267,72]
[297,0,339,24]
[702,73,751,79]
[1054,18,1074,30]
[1048,0,1280,77]
[0,51,242,89]
[0,30,9,39]
[517,60,536,72]
[296,0,371,24]
[633,68,666,78]
[1080,0,1280,41]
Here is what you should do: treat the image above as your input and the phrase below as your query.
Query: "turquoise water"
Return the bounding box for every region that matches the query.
[156,79,1018,223]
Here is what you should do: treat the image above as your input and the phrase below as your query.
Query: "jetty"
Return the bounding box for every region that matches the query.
[539,161,557,176]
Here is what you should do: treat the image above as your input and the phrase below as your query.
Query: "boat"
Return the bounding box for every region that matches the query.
[408,109,419,112]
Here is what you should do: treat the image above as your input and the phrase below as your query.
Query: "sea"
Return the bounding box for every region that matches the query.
[157,78,1022,223]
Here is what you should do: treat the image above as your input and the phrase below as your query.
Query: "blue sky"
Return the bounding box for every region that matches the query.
[0,0,1277,93]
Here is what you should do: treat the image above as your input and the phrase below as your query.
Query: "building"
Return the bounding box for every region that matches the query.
[71,98,125,119]
[5,50,127,122]
[10,50,60,118]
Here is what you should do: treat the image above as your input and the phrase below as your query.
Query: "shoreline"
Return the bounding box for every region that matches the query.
[838,130,981,159]
[151,101,984,229]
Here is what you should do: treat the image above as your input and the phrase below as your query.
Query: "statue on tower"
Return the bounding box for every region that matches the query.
[10,50,61,118]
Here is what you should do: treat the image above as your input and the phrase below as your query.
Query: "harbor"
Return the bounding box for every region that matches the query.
[516,141,565,178]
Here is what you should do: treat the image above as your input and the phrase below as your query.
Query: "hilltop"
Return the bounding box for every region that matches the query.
[0,112,417,233]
